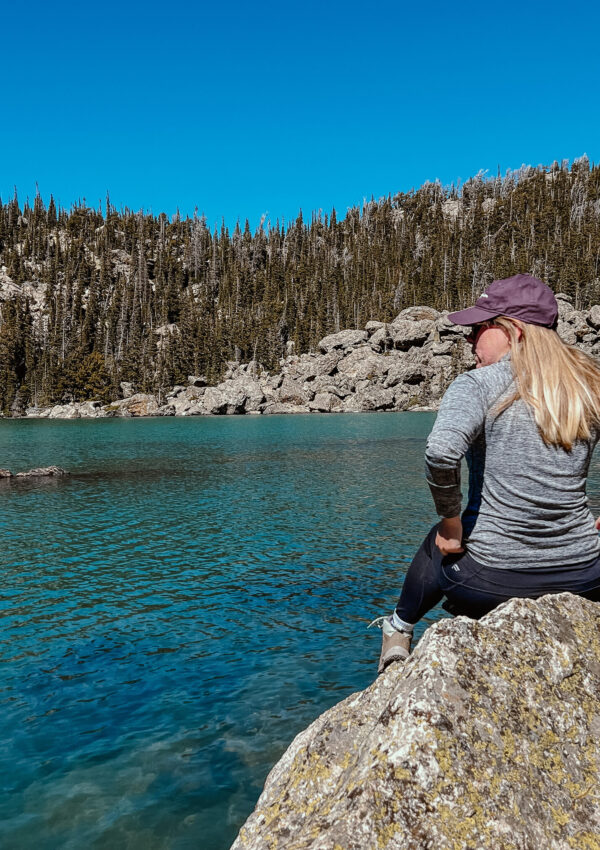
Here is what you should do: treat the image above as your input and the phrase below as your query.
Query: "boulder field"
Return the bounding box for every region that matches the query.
[231,593,600,850]
[23,293,600,418]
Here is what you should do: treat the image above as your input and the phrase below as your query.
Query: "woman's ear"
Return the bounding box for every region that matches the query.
[504,320,523,343]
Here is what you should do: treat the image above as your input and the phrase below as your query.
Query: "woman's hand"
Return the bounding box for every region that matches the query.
[596,516,600,531]
[435,516,464,556]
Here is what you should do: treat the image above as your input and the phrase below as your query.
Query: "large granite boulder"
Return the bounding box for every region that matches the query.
[557,320,577,345]
[274,377,311,406]
[388,319,434,350]
[217,375,266,413]
[169,388,206,416]
[336,350,390,385]
[37,401,106,419]
[556,293,575,320]
[364,320,386,334]
[232,593,600,850]
[356,386,396,410]
[383,358,430,387]
[105,393,160,417]
[569,311,593,341]
[308,392,340,412]
[436,313,469,337]
[48,403,81,419]
[283,354,319,382]
[201,386,236,415]
[588,305,600,330]
[393,305,441,322]
[318,329,368,353]
[368,326,393,352]
[310,351,343,378]
[283,352,343,383]
[120,381,136,398]
[187,375,208,387]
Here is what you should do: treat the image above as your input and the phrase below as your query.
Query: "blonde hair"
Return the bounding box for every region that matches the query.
[493,316,600,450]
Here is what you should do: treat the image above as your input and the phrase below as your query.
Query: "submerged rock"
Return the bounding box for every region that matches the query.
[14,466,69,478]
[232,593,600,850]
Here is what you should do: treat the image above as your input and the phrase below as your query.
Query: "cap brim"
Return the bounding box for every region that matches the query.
[446,306,500,325]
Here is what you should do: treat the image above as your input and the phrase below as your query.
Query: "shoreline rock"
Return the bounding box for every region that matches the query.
[0,466,69,479]
[231,593,600,850]
[21,295,600,419]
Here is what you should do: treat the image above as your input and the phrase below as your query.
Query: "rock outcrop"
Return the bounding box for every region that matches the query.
[0,466,70,478]
[22,293,600,418]
[232,593,600,850]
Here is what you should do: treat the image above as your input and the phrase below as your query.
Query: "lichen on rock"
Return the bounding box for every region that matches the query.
[231,594,600,850]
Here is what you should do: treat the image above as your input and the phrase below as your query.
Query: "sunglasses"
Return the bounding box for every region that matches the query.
[465,321,495,344]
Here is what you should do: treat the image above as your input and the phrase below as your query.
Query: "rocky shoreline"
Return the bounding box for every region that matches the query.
[20,293,600,419]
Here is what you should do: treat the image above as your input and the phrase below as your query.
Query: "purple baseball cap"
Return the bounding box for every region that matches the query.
[448,274,558,328]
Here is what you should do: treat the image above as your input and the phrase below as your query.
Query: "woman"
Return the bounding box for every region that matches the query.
[374,273,600,674]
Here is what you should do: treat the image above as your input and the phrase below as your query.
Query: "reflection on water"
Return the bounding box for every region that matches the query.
[1,414,598,849]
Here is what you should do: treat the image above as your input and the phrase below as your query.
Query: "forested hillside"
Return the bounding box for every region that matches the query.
[0,157,599,414]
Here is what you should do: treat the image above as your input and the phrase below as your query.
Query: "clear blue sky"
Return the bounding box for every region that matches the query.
[2,0,599,229]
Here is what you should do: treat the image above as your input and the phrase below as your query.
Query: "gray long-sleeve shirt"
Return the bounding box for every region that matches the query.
[425,357,600,569]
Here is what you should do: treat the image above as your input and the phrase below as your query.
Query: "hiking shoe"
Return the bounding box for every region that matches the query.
[369,616,412,674]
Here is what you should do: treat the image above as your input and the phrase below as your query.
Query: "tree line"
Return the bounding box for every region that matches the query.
[0,156,599,414]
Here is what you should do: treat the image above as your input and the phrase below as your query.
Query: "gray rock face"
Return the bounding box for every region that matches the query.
[232,593,600,850]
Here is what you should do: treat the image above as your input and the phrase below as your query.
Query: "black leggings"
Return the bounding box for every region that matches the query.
[395,525,600,623]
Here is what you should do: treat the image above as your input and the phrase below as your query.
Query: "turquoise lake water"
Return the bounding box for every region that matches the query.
[2,413,600,850]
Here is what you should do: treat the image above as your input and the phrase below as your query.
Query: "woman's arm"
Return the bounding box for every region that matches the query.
[425,372,487,546]
[435,516,464,555]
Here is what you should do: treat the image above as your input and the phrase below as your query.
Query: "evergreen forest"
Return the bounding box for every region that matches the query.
[0,157,599,414]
